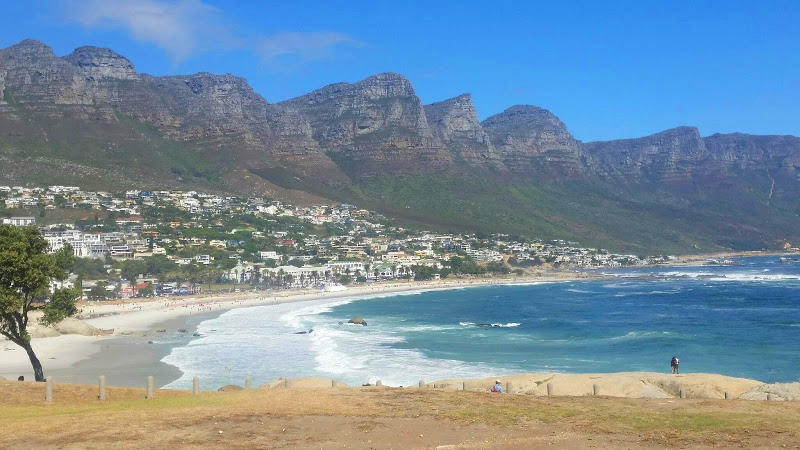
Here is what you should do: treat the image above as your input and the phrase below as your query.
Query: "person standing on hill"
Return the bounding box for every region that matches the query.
[671,356,680,374]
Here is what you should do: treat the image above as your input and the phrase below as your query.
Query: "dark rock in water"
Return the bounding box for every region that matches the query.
[338,321,343,325]
[348,317,368,326]
[147,341,154,344]
[295,328,314,334]
[779,257,798,263]
[155,329,166,333]
[192,333,201,337]
[18,376,24,381]
[218,385,244,392]
[178,329,187,333]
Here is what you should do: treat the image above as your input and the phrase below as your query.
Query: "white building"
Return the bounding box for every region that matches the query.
[2,217,36,226]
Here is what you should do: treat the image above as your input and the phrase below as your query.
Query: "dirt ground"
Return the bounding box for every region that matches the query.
[2,380,800,449]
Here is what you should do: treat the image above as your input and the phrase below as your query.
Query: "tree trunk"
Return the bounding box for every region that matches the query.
[23,341,45,382]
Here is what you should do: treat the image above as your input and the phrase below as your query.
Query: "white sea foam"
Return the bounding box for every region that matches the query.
[459,321,521,328]
[566,288,593,294]
[492,322,521,328]
[162,295,512,389]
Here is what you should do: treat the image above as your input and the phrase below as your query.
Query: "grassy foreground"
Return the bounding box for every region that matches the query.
[2,380,799,449]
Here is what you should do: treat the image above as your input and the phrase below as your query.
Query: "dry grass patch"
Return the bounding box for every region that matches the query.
[3,381,800,448]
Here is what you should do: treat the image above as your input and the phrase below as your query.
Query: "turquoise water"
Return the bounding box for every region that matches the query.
[163,256,800,389]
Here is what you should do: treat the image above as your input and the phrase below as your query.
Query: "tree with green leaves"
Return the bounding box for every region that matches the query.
[0,226,80,381]
[87,283,110,301]
[119,259,146,294]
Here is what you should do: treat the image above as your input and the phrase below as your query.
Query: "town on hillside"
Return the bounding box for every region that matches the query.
[1,185,674,299]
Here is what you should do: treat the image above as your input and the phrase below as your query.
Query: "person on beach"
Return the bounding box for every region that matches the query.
[491,380,503,393]
[671,356,680,374]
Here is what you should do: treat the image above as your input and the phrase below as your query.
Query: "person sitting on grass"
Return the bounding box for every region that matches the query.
[491,380,503,393]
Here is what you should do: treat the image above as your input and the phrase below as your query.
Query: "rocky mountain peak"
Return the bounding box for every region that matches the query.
[482,105,570,134]
[4,39,53,53]
[280,73,451,176]
[423,93,503,170]
[354,72,416,98]
[63,46,139,80]
[482,105,584,176]
[0,39,57,62]
[424,93,483,140]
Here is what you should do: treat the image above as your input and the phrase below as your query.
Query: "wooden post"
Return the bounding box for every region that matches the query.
[724,391,730,400]
[284,378,291,389]
[419,380,425,388]
[547,382,554,396]
[767,393,772,401]
[462,382,468,391]
[506,382,513,394]
[375,380,382,387]
[593,384,599,396]
[245,377,252,390]
[99,375,106,401]
[146,376,154,399]
[193,377,199,395]
[45,377,54,403]
[679,389,685,399]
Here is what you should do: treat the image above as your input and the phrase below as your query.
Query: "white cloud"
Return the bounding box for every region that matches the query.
[59,0,363,70]
[258,32,363,72]
[63,0,238,63]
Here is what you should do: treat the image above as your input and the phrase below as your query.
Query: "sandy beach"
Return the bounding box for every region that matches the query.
[1,272,596,385]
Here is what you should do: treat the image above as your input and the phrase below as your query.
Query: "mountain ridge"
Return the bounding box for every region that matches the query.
[1,39,799,253]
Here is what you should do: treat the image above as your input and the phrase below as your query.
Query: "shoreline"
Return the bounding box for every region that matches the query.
[3,252,797,386]
[1,272,597,384]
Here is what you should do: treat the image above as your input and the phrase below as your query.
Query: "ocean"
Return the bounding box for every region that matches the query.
[162,256,800,389]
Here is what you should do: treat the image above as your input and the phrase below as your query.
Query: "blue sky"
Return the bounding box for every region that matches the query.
[2,0,799,141]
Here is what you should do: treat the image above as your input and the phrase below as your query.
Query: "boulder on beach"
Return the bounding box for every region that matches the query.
[218,385,244,392]
[29,317,109,338]
[348,317,368,326]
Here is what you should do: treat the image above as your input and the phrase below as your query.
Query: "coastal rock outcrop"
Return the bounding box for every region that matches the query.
[347,317,368,326]
[739,382,800,401]
[432,372,763,399]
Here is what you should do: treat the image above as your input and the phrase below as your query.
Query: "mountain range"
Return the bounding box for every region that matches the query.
[1,39,799,253]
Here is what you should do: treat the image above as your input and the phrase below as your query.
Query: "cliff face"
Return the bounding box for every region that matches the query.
[481,105,584,177]
[582,127,708,183]
[583,127,800,187]
[424,94,504,171]
[0,40,346,185]
[279,73,453,177]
